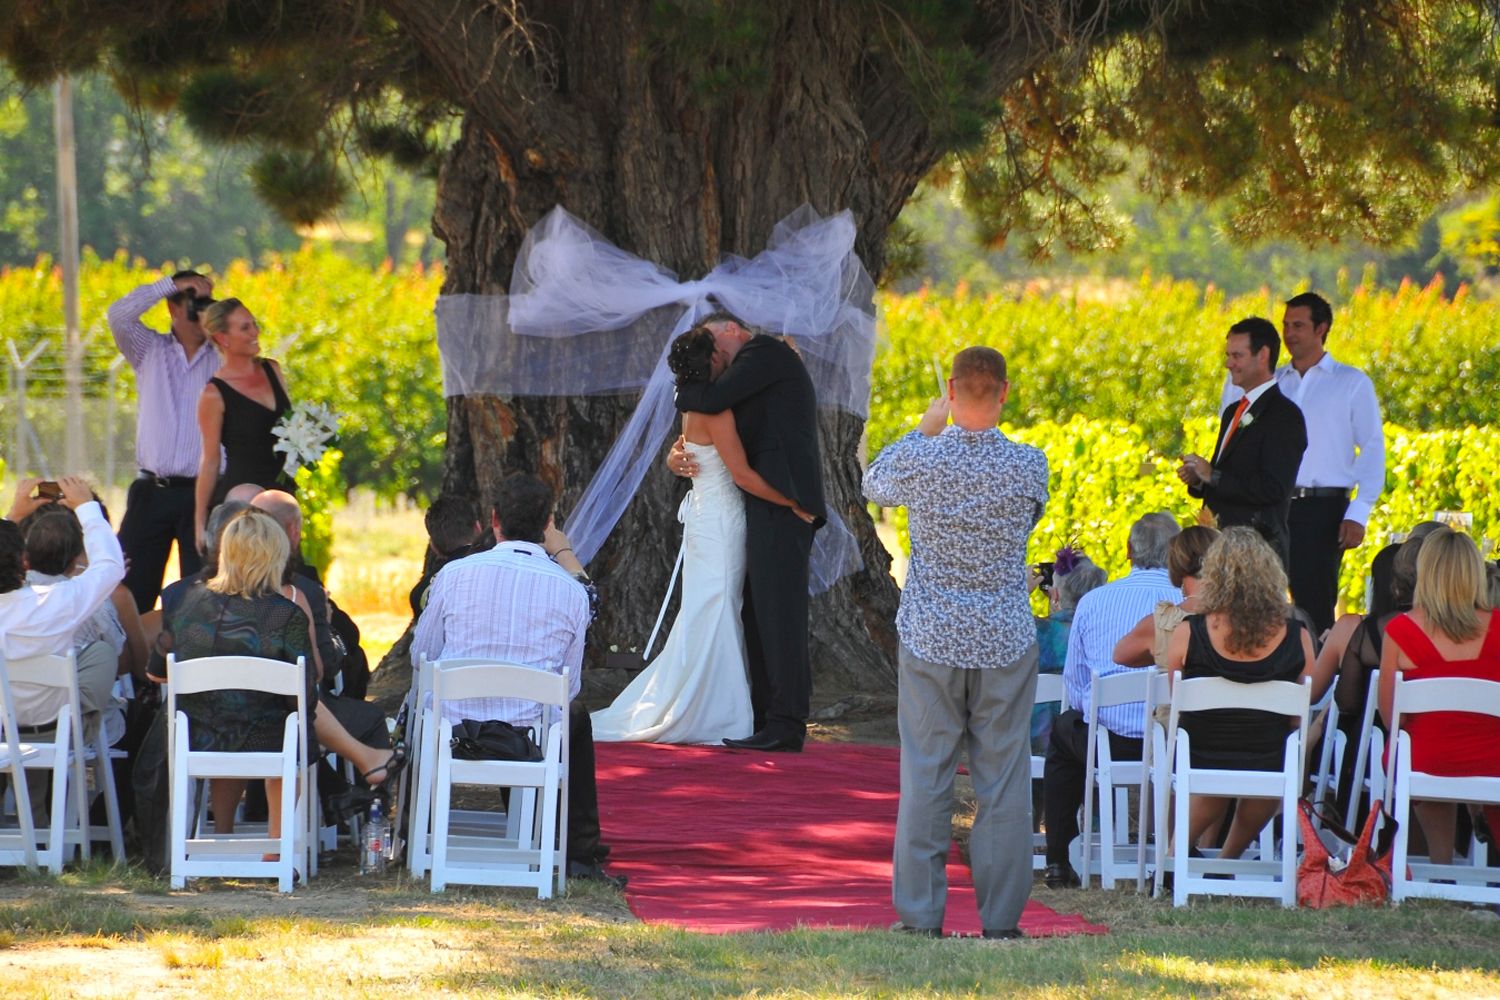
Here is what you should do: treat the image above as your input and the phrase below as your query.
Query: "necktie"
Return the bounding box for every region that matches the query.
[1220,397,1250,453]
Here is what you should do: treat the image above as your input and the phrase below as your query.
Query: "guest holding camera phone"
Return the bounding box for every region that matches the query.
[108,270,220,612]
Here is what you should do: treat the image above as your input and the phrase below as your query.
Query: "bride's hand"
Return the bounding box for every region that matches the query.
[668,434,699,478]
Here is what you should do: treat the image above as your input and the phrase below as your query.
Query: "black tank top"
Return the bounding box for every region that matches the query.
[210,359,295,504]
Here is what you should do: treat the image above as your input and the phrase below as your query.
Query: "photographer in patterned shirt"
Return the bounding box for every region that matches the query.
[864,346,1049,940]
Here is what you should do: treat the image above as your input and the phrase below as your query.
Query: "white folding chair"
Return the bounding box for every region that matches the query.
[1309,678,1344,825]
[1161,672,1311,907]
[1030,674,1067,871]
[1386,674,1500,905]
[428,662,569,897]
[1077,669,1153,889]
[1345,679,1382,831]
[4,652,124,871]
[166,654,313,893]
[0,657,40,872]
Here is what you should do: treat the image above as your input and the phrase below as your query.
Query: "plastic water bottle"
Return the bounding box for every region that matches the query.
[360,800,388,875]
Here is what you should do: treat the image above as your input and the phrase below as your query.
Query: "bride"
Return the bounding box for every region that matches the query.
[591,327,815,744]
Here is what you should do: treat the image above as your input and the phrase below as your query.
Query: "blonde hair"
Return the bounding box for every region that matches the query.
[207,509,289,598]
[1413,527,1487,642]
[1196,526,1290,655]
[201,297,248,345]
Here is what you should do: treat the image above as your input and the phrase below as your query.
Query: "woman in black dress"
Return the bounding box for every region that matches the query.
[1164,527,1319,860]
[193,298,295,554]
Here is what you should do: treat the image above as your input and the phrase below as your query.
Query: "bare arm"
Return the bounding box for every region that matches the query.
[194,384,224,553]
[702,410,814,521]
[1300,627,1326,701]
[1376,627,1407,728]
[1113,612,1158,668]
[110,585,150,681]
[1165,620,1190,677]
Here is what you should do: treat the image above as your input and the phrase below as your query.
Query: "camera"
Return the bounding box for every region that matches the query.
[1035,561,1055,590]
[35,481,64,501]
[181,294,214,323]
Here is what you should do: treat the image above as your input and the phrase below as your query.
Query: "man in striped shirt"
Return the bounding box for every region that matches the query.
[1041,512,1181,888]
[411,473,622,886]
[107,270,220,611]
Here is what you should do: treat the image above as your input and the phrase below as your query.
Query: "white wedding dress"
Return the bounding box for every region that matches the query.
[591,442,754,744]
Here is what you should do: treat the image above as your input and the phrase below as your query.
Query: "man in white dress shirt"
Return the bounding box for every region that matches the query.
[411,473,621,886]
[1220,293,1385,635]
[1040,513,1180,889]
[107,270,220,612]
[0,476,125,745]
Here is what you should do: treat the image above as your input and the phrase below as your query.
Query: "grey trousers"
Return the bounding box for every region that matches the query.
[893,641,1038,932]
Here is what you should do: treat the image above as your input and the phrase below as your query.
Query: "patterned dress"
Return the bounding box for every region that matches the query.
[153,581,314,754]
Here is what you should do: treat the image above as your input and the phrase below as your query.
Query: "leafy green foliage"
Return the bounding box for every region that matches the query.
[871,279,1500,608]
[293,447,345,575]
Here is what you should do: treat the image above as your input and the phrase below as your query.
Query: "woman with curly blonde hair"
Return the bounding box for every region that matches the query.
[1165,527,1317,859]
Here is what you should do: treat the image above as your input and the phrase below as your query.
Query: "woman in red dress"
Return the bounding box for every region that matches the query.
[1378,526,1500,865]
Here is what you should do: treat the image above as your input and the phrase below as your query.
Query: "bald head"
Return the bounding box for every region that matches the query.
[252,489,302,547]
[224,482,265,505]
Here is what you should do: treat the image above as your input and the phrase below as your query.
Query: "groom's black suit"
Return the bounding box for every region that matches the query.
[675,335,825,740]
[1189,383,1308,566]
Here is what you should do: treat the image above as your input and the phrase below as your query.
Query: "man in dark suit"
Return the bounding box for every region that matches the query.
[1177,317,1308,566]
[670,311,826,752]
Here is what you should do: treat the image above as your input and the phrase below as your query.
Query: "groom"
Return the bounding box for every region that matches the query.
[669,312,826,752]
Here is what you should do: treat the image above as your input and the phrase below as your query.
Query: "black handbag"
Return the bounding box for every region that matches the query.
[450,718,544,762]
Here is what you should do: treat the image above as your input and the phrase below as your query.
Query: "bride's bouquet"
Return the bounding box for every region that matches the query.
[271,401,340,478]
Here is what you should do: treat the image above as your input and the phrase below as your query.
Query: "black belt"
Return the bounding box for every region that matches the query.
[139,470,196,488]
[16,723,56,736]
[1291,486,1350,500]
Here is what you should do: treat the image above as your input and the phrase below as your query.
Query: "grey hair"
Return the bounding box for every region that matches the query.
[1056,557,1107,611]
[1128,512,1181,570]
[205,500,252,558]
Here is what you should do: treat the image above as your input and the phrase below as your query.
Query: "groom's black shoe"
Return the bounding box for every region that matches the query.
[723,728,804,753]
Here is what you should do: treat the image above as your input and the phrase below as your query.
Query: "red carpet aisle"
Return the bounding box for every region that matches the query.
[594,741,1107,937]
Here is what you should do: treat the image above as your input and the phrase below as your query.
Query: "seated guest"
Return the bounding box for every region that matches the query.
[410,493,489,616]
[159,500,253,619]
[1164,527,1318,860]
[1378,526,1500,865]
[150,509,400,837]
[411,472,623,887]
[1033,550,1106,757]
[252,489,384,740]
[1041,512,1181,888]
[0,476,124,745]
[1114,525,1220,671]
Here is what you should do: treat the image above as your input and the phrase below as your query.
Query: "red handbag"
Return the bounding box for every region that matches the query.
[1296,798,1392,908]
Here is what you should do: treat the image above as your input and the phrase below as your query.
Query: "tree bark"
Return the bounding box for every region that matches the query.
[379,0,1053,698]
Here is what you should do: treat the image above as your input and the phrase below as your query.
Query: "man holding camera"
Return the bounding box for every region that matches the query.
[107,270,219,612]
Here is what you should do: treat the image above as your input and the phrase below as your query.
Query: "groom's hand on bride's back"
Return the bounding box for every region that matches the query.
[668,434,699,478]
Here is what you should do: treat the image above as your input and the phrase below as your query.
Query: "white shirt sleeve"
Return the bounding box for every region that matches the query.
[1345,372,1386,525]
[106,277,177,369]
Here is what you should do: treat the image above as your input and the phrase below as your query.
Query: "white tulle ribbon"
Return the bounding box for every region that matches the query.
[434,205,875,593]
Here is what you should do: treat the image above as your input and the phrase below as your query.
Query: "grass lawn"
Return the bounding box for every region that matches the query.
[0,861,1497,998]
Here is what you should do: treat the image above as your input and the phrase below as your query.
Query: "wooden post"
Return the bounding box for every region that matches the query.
[54,75,85,475]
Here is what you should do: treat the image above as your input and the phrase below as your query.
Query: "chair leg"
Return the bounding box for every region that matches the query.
[93,734,125,862]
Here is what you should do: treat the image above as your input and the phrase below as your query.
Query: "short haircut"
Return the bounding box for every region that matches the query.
[492,473,553,545]
[699,309,752,333]
[1128,512,1181,570]
[425,494,484,557]
[1056,557,1107,611]
[1228,316,1281,370]
[1412,527,1486,643]
[1284,291,1333,333]
[252,489,302,535]
[22,507,84,576]
[203,499,253,577]
[1167,525,1220,588]
[166,270,207,302]
[207,508,289,598]
[950,346,1007,402]
[0,519,25,593]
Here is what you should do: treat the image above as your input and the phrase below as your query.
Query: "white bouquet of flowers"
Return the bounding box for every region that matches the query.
[271,401,340,478]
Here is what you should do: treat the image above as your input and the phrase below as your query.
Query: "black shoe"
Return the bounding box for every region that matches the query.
[568,860,627,890]
[723,729,804,752]
[891,921,941,937]
[1043,863,1081,889]
[981,928,1025,940]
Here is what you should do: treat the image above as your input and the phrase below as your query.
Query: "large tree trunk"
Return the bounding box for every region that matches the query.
[378,0,1048,700]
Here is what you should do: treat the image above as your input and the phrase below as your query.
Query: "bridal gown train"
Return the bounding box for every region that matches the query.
[591,442,754,744]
